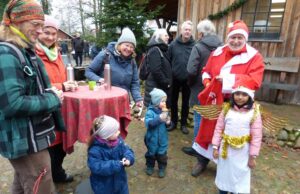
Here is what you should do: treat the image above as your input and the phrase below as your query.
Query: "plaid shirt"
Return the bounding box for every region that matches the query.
[0,44,64,159]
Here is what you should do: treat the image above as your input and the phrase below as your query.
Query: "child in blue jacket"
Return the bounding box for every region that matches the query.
[87,115,134,194]
[144,88,170,178]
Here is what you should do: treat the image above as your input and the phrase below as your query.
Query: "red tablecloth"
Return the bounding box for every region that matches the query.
[61,85,131,153]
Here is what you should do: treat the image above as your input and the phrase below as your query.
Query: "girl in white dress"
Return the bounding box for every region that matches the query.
[212,85,262,194]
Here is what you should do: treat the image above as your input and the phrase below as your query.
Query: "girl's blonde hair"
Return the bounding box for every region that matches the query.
[87,116,105,148]
[0,25,29,48]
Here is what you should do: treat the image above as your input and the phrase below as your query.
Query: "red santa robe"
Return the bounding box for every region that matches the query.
[192,44,264,160]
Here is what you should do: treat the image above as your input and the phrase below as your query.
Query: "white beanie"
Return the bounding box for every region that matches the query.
[94,115,120,139]
[116,27,136,47]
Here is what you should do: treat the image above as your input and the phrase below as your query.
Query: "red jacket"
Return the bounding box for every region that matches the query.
[195,44,264,149]
[36,46,67,145]
[35,47,67,90]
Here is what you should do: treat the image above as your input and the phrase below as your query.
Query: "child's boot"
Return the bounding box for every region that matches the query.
[146,167,154,176]
[158,168,166,178]
[157,154,167,178]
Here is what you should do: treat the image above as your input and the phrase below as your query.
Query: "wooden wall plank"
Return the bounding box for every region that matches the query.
[186,0,191,20]
[279,0,293,57]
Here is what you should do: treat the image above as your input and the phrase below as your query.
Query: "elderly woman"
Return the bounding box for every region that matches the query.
[85,28,143,106]
[143,28,172,107]
[35,15,77,183]
[192,20,265,175]
[182,19,222,176]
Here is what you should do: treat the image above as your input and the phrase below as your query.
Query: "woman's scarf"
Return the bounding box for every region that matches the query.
[38,42,58,61]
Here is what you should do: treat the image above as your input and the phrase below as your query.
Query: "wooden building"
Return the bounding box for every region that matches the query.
[173,0,300,104]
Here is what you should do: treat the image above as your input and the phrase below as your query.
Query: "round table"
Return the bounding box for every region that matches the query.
[61,85,131,153]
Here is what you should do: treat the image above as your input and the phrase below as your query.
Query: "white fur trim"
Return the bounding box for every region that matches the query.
[192,142,217,164]
[232,86,255,99]
[227,29,248,41]
[222,74,236,94]
[213,45,227,56]
[202,72,211,80]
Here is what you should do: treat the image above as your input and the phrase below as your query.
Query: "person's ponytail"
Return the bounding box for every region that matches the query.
[87,116,104,148]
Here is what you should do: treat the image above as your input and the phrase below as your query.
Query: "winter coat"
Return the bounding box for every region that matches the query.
[0,44,65,159]
[144,105,168,155]
[35,46,67,90]
[144,38,172,107]
[187,34,222,106]
[202,44,265,93]
[168,35,195,81]
[72,37,84,53]
[35,45,67,146]
[88,137,135,194]
[85,42,142,102]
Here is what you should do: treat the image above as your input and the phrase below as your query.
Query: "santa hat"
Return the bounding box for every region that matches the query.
[232,80,255,100]
[44,15,59,31]
[94,115,120,139]
[227,20,249,41]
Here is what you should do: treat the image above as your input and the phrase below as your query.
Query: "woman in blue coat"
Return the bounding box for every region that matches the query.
[85,28,143,106]
[87,115,135,194]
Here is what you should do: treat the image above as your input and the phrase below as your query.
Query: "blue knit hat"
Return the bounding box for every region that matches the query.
[150,88,167,106]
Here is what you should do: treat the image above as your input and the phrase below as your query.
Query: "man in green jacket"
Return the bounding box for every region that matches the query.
[0,0,65,193]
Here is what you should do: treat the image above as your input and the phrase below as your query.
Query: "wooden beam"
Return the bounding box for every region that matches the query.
[264,57,300,72]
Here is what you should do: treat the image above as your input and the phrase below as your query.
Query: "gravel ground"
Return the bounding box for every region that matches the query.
[0,102,300,194]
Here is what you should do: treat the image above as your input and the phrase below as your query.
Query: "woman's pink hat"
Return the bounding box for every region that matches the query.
[44,15,59,31]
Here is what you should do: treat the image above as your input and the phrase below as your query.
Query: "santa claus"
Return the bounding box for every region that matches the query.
[191,20,265,177]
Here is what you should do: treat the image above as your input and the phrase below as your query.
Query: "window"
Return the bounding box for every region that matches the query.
[241,0,286,40]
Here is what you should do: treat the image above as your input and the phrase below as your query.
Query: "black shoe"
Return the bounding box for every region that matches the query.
[181,147,198,157]
[191,161,207,177]
[167,122,177,132]
[181,126,189,134]
[53,174,74,183]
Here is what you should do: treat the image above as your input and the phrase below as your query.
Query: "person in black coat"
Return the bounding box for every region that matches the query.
[184,19,222,177]
[143,28,172,108]
[72,33,84,66]
[168,20,195,134]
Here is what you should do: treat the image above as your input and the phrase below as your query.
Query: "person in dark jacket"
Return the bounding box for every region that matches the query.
[72,32,84,66]
[168,20,195,134]
[183,19,223,177]
[87,115,135,194]
[144,28,172,108]
[60,40,68,55]
[0,1,64,193]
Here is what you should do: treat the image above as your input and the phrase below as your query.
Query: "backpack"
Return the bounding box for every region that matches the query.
[139,46,163,80]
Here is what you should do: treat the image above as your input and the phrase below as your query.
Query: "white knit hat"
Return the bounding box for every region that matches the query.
[94,115,120,139]
[116,27,136,47]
